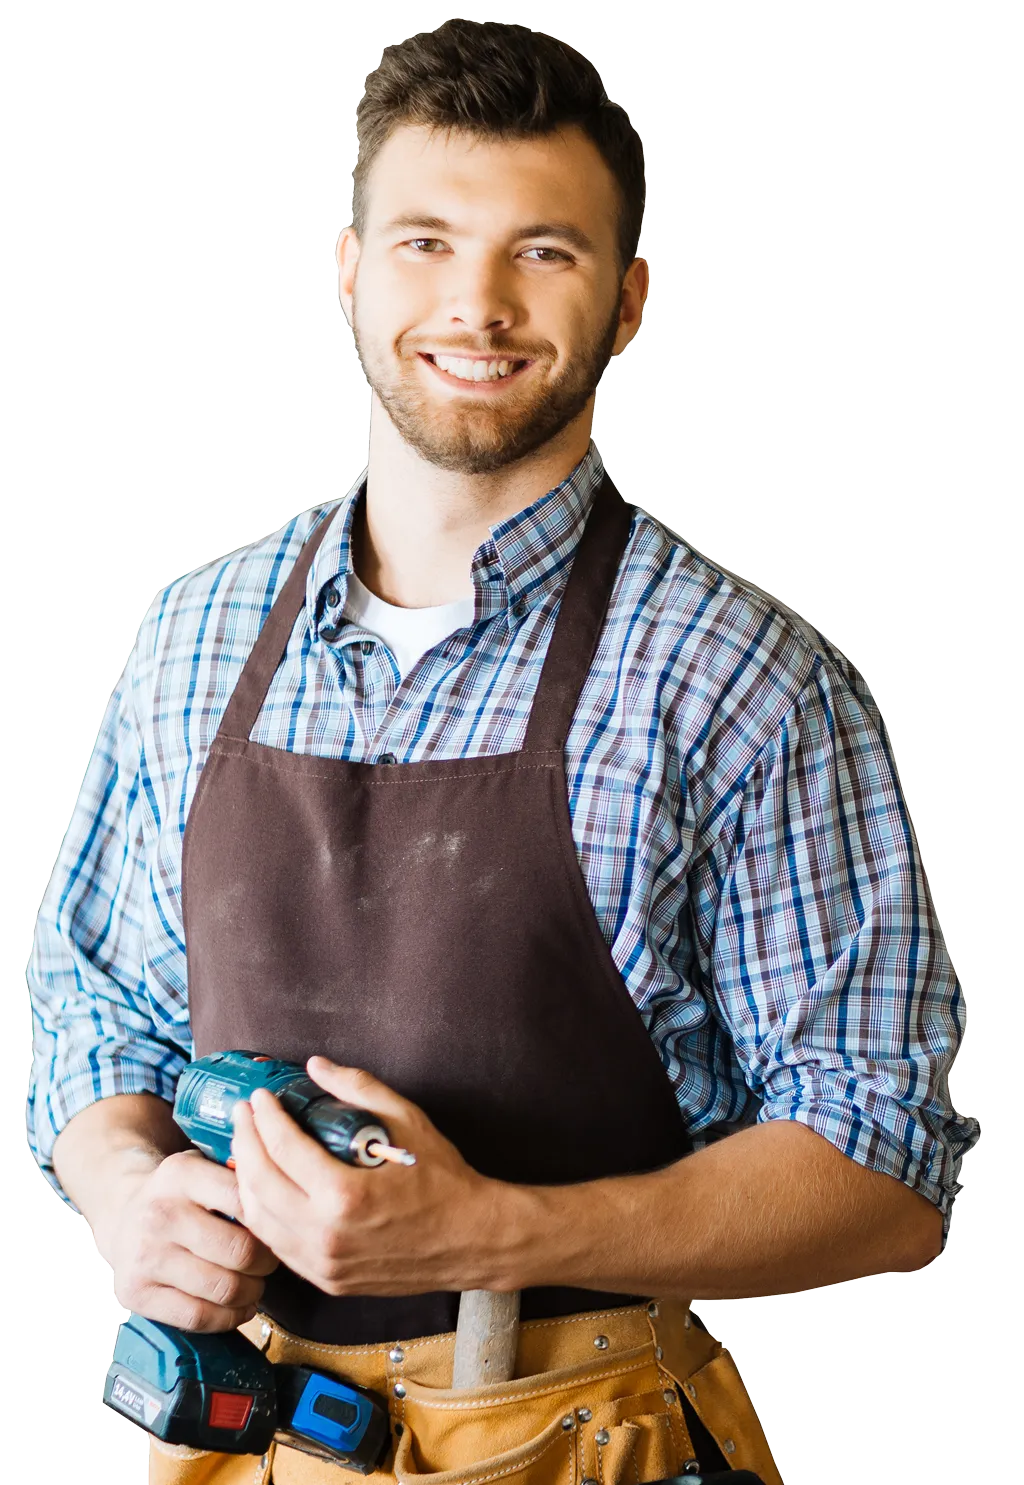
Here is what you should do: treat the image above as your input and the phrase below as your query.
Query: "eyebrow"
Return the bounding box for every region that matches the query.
[377,215,598,256]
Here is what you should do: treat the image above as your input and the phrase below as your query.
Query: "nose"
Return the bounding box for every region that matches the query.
[444,256,519,336]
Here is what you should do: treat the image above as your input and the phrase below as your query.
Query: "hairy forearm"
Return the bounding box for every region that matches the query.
[494,1120,943,1299]
[52,1093,190,1256]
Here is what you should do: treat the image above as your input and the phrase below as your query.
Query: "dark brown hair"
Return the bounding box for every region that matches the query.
[353,18,645,277]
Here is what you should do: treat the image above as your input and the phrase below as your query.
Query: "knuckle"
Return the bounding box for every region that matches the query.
[155,1150,193,1189]
[228,1230,259,1272]
[178,1298,208,1332]
[209,1272,243,1308]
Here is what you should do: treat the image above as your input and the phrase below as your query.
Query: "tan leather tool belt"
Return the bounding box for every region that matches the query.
[148,1300,783,1485]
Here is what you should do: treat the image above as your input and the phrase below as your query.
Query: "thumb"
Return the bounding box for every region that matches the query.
[306,1057,415,1124]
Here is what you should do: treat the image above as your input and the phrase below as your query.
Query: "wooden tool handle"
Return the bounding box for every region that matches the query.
[451,1289,521,1387]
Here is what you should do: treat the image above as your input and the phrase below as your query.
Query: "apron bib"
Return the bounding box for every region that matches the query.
[156,473,783,1482]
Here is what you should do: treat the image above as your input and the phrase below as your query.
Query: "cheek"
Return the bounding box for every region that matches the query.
[356,260,435,340]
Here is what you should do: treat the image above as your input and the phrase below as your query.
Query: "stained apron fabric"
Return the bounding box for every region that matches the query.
[148,1299,784,1485]
[173,470,783,1478]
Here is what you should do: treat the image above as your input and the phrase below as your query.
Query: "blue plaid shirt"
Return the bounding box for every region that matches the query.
[26,442,978,1242]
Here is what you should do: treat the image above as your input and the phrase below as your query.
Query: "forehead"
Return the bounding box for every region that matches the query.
[364,123,620,248]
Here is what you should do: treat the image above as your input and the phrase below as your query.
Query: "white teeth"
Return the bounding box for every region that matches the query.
[432,354,521,382]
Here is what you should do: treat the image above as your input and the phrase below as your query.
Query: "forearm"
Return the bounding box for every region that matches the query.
[52,1092,190,1259]
[495,1120,944,1299]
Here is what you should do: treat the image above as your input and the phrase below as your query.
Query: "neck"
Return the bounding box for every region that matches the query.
[353,395,595,608]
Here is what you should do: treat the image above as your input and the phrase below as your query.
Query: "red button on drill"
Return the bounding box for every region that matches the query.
[208,1391,255,1429]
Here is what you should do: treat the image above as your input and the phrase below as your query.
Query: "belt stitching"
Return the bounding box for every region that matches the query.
[404,1358,652,1411]
[257,1301,662,1354]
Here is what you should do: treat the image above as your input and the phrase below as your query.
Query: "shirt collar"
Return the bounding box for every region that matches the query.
[306,440,606,640]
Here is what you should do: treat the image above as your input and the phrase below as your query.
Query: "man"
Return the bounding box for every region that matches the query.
[26,18,978,1485]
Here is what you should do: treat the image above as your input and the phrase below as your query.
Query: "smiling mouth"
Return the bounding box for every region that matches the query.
[419,352,532,386]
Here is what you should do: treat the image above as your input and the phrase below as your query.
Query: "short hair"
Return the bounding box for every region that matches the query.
[353,18,645,277]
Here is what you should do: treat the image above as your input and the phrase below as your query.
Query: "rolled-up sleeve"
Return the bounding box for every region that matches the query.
[25,652,189,1207]
[693,658,979,1248]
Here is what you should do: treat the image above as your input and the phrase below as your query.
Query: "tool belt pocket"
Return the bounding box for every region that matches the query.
[390,1352,685,1485]
[392,1407,575,1485]
[583,1388,681,1484]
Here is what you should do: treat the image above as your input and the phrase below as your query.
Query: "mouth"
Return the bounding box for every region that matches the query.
[418,352,533,393]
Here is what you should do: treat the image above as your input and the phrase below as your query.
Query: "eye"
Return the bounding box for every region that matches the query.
[403,240,569,264]
[407,238,448,253]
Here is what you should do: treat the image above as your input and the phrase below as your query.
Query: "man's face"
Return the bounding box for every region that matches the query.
[337,124,646,474]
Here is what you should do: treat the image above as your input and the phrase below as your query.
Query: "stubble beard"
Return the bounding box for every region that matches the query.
[350,289,623,476]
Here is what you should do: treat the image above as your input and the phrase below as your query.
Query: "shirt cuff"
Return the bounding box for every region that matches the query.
[756,1076,968,1252]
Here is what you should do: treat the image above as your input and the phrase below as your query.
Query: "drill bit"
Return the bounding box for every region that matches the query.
[365,1140,416,1166]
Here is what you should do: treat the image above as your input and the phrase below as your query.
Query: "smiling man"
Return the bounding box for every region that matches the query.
[27,18,977,1485]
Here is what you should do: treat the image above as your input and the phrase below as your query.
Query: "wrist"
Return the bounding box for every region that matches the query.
[467,1178,588,1292]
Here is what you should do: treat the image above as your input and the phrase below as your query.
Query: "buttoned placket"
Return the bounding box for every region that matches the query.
[313,545,534,765]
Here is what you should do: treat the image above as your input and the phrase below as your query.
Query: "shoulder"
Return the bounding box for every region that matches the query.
[128,501,336,704]
[619,503,882,810]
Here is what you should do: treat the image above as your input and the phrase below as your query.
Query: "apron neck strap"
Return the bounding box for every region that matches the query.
[522,471,633,754]
[217,510,334,743]
[217,470,632,752]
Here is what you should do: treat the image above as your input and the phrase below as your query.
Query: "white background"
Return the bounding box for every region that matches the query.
[1,4,1019,1481]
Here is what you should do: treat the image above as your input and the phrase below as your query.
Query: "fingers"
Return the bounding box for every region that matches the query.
[173,1203,279,1278]
[114,1219,268,1333]
[160,1147,246,1222]
[231,1096,311,1208]
[158,1245,267,1314]
[306,1058,415,1125]
[127,1281,259,1335]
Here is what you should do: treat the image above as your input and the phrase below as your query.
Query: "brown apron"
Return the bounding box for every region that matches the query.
[157,473,783,1483]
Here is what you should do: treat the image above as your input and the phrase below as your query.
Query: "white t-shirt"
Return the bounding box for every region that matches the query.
[344,572,476,681]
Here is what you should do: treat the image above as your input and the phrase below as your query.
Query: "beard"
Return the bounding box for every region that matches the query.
[350,289,623,476]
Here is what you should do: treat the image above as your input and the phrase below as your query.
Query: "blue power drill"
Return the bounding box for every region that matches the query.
[103,1050,414,1471]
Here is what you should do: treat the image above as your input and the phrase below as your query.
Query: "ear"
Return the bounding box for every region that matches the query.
[611,256,649,356]
[336,225,361,328]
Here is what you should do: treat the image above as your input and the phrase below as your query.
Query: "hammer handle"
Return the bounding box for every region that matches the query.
[451,1289,521,1387]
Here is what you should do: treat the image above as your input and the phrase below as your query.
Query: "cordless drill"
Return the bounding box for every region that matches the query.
[103,1050,413,1471]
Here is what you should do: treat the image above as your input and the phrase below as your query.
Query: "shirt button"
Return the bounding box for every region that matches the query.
[319,623,342,642]
[361,640,374,655]
[324,585,341,608]
[378,752,398,766]
[512,599,527,618]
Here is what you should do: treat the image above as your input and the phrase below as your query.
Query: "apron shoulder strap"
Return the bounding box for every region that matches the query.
[522,472,634,754]
[217,509,336,743]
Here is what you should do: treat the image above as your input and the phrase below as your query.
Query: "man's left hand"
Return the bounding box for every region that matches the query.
[230,1057,513,1297]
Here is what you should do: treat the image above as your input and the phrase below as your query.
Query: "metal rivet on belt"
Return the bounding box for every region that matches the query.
[578,1408,592,1422]
[593,1334,609,1349]
[647,1301,659,1317]
[685,1382,697,1399]
[723,1439,736,1454]
[260,1456,268,1469]
[389,1346,405,1364]
[654,1345,663,1360]
[682,1461,700,1475]
[663,1390,676,1406]
[581,1478,600,1485]
[595,1428,611,1446]
[561,1415,575,1431]
[393,1382,407,1399]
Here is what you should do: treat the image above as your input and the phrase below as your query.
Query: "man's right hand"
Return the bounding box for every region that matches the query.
[99,1147,280,1333]
[52,1091,279,1333]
